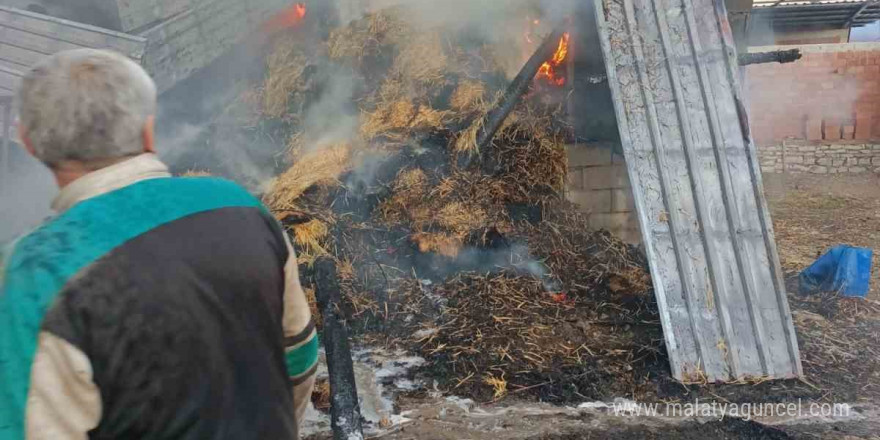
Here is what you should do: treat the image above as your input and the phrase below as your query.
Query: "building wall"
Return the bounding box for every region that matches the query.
[565,143,641,244]
[748,27,849,46]
[758,140,880,174]
[746,42,880,146]
[0,6,146,97]
[5,0,122,30]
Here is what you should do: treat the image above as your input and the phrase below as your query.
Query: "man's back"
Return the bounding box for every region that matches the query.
[0,175,314,439]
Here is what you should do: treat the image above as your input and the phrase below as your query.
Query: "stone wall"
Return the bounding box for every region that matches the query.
[565,143,641,244]
[758,141,880,174]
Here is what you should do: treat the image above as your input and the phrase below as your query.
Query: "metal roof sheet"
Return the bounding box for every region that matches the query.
[751,0,880,28]
[593,0,803,382]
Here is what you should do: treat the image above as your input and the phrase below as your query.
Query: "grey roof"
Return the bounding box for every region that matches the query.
[751,0,880,29]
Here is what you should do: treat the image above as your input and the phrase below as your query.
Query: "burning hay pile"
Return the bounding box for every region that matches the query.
[256,8,658,403]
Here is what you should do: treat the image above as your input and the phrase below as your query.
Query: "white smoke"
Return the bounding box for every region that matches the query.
[0,145,56,244]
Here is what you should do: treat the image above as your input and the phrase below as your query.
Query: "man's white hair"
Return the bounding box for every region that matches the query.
[17,48,157,166]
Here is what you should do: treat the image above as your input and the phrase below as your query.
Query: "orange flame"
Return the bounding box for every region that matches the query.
[536,32,570,86]
[263,2,307,33]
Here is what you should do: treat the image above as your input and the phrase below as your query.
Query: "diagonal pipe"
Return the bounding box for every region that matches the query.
[460,27,566,168]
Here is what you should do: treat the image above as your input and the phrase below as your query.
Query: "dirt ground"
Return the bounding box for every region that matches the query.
[306,173,880,439]
[763,173,880,405]
[763,173,880,295]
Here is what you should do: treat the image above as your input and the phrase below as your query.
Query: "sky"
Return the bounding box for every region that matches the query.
[850,20,880,42]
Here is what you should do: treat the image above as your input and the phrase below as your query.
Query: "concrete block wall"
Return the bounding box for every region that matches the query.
[759,140,880,174]
[565,143,641,244]
[746,42,880,146]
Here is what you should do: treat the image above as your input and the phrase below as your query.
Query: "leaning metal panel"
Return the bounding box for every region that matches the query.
[593,0,802,381]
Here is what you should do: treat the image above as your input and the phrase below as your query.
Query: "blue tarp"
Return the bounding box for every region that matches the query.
[799,245,873,298]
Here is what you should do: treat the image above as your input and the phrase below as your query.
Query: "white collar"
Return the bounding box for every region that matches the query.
[51,153,171,213]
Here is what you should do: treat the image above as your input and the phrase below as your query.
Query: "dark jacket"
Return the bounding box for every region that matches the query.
[0,154,317,440]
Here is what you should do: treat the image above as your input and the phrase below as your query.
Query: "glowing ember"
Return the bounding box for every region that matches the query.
[262,2,307,32]
[535,32,570,86]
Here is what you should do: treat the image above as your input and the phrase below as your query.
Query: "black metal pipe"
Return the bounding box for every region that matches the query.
[314,257,364,440]
[738,49,802,66]
[469,28,566,158]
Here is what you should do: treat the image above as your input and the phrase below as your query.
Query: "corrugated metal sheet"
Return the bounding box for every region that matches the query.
[751,0,880,29]
[0,6,147,97]
[753,0,862,8]
[593,0,803,382]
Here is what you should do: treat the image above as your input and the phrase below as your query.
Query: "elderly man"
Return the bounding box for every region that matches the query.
[0,49,317,439]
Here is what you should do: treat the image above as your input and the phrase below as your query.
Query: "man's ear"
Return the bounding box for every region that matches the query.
[18,123,37,157]
[142,116,155,153]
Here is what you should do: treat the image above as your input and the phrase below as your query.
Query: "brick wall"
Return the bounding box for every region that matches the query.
[747,42,880,146]
[759,140,880,174]
[565,143,641,244]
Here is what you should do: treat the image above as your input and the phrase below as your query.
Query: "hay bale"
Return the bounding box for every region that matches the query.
[265,143,352,211]
[262,36,310,118]
[292,219,330,265]
[378,168,432,226]
[361,100,416,140]
[366,9,410,45]
[327,26,367,60]
[488,105,569,195]
[375,78,407,104]
[453,118,483,154]
[437,201,487,234]
[391,31,449,86]
[327,9,410,61]
[412,106,449,129]
[361,101,448,140]
[449,80,487,114]
[395,167,428,191]
[411,232,463,258]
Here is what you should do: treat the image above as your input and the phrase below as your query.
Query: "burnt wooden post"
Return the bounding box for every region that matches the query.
[738,49,802,66]
[314,257,364,440]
